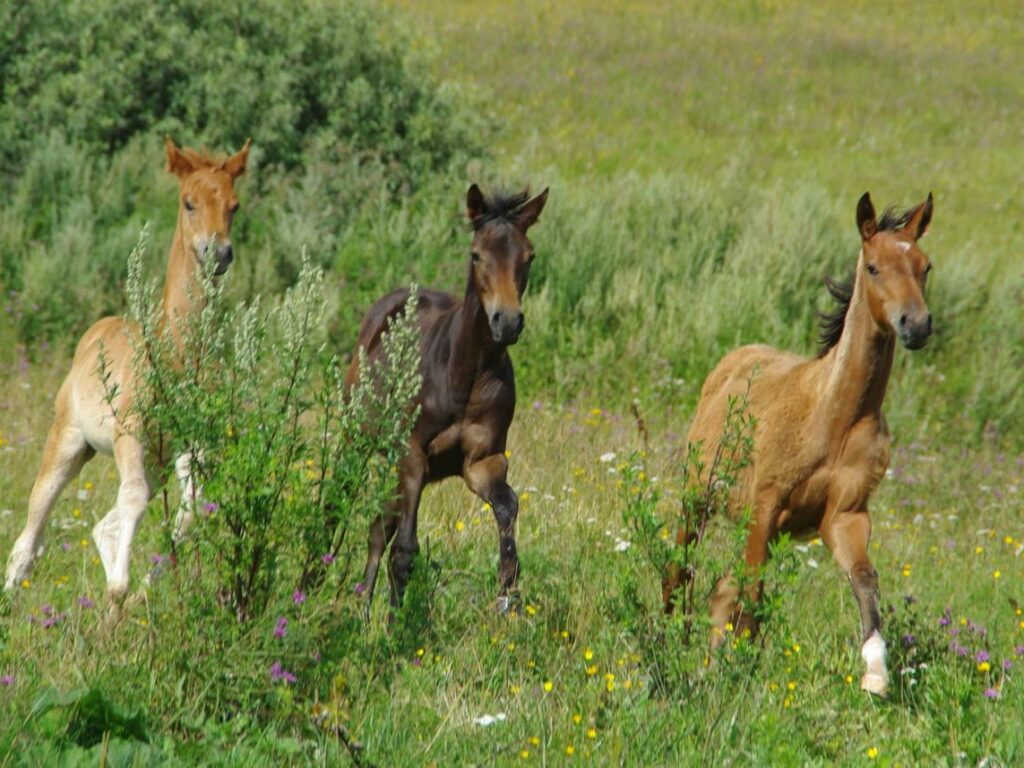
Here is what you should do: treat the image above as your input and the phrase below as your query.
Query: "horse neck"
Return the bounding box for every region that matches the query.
[449,272,502,394]
[159,218,203,350]
[820,271,895,427]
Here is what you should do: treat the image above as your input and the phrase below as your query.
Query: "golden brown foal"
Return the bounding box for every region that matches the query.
[664,192,934,696]
[5,137,250,600]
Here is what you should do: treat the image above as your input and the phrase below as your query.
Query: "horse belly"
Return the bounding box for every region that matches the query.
[778,468,830,535]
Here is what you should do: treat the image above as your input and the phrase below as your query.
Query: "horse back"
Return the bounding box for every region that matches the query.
[347,288,457,385]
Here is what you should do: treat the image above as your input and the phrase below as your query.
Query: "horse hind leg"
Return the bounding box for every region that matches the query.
[360,510,399,616]
[6,424,94,589]
[172,450,202,544]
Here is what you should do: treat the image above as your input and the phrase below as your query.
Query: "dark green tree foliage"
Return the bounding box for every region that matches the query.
[0,0,476,179]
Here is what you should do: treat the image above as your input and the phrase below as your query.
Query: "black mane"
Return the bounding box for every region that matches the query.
[470,187,532,231]
[817,275,854,357]
[877,205,915,232]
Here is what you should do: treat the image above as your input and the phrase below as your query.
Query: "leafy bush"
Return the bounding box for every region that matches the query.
[0,0,480,179]
[116,229,421,720]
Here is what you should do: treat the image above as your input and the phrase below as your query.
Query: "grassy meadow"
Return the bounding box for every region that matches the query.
[2,0,1024,764]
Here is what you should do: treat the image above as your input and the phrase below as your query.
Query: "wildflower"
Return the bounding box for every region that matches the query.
[844,675,853,684]
[543,680,553,692]
[1003,659,1012,671]
[975,546,984,555]
[411,657,421,667]
[269,661,296,684]
[586,664,598,676]
[976,650,990,663]
[1015,645,1024,656]
[599,452,616,463]
[79,539,89,548]
[322,553,335,564]
[529,736,540,746]
[77,596,94,609]
[565,745,575,756]
[724,622,734,633]
[202,502,218,514]
[519,749,529,759]
[978,661,991,673]
[993,570,1001,580]
[584,648,594,661]
[455,520,465,532]
[20,579,29,589]
[417,648,425,657]
[901,564,911,577]
[572,713,582,725]
[526,604,537,616]
[274,617,288,639]
[510,685,521,695]
[867,747,879,759]
[586,728,597,739]
[985,687,1000,699]
[0,675,12,686]
[354,582,366,595]
[292,590,306,605]
[787,681,796,691]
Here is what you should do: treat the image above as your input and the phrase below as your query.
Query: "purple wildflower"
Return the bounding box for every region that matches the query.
[0,675,13,686]
[77,596,94,609]
[274,617,287,639]
[938,609,951,627]
[269,661,296,684]
[150,553,165,566]
[1015,645,1024,657]
[901,634,916,648]
[41,604,54,616]
[976,650,990,664]
[952,643,968,657]
[292,590,306,606]
[202,502,218,514]
[321,553,335,565]
[984,688,999,699]
[61,542,72,552]
[353,582,366,596]
[411,657,421,667]
[1003,659,1013,671]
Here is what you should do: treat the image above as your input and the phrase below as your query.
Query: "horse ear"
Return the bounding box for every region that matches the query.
[164,136,197,179]
[466,183,487,222]
[515,187,549,231]
[223,138,252,180]
[902,192,933,240]
[856,192,877,241]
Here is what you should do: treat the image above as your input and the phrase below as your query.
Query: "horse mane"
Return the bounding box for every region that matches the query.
[178,146,230,170]
[470,187,532,231]
[816,201,917,357]
[817,275,854,357]
[877,205,916,232]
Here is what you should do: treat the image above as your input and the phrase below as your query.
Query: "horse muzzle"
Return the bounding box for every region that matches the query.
[897,312,931,350]
[490,310,524,345]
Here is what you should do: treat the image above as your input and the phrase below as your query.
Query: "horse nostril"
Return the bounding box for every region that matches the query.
[219,245,234,263]
[491,311,501,326]
[898,313,908,329]
[925,314,932,333]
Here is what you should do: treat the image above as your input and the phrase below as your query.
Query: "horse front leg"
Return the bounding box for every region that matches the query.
[464,452,520,613]
[821,507,887,696]
[387,453,426,610]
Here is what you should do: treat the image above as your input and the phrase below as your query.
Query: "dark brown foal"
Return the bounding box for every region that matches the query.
[348,184,548,613]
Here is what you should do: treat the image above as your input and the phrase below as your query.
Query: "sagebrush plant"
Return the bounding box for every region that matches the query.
[113,228,421,718]
[614,382,799,692]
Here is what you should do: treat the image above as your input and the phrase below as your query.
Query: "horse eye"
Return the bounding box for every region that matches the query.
[184,199,194,213]
[471,251,481,263]
[229,201,240,214]
[527,251,536,263]
[923,263,932,275]
[866,263,879,276]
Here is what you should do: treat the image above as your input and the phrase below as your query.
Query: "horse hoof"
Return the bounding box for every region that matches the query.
[860,673,889,696]
[495,593,521,615]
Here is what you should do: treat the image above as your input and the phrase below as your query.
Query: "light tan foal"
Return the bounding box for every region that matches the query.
[665,192,934,696]
[5,137,250,599]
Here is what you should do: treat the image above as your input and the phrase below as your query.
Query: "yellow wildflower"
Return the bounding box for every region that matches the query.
[867,747,879,759]
[565,745,575,756]
[543,681,553,692]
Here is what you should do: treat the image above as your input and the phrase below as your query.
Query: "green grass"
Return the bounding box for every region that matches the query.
[3,0,1024,764]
